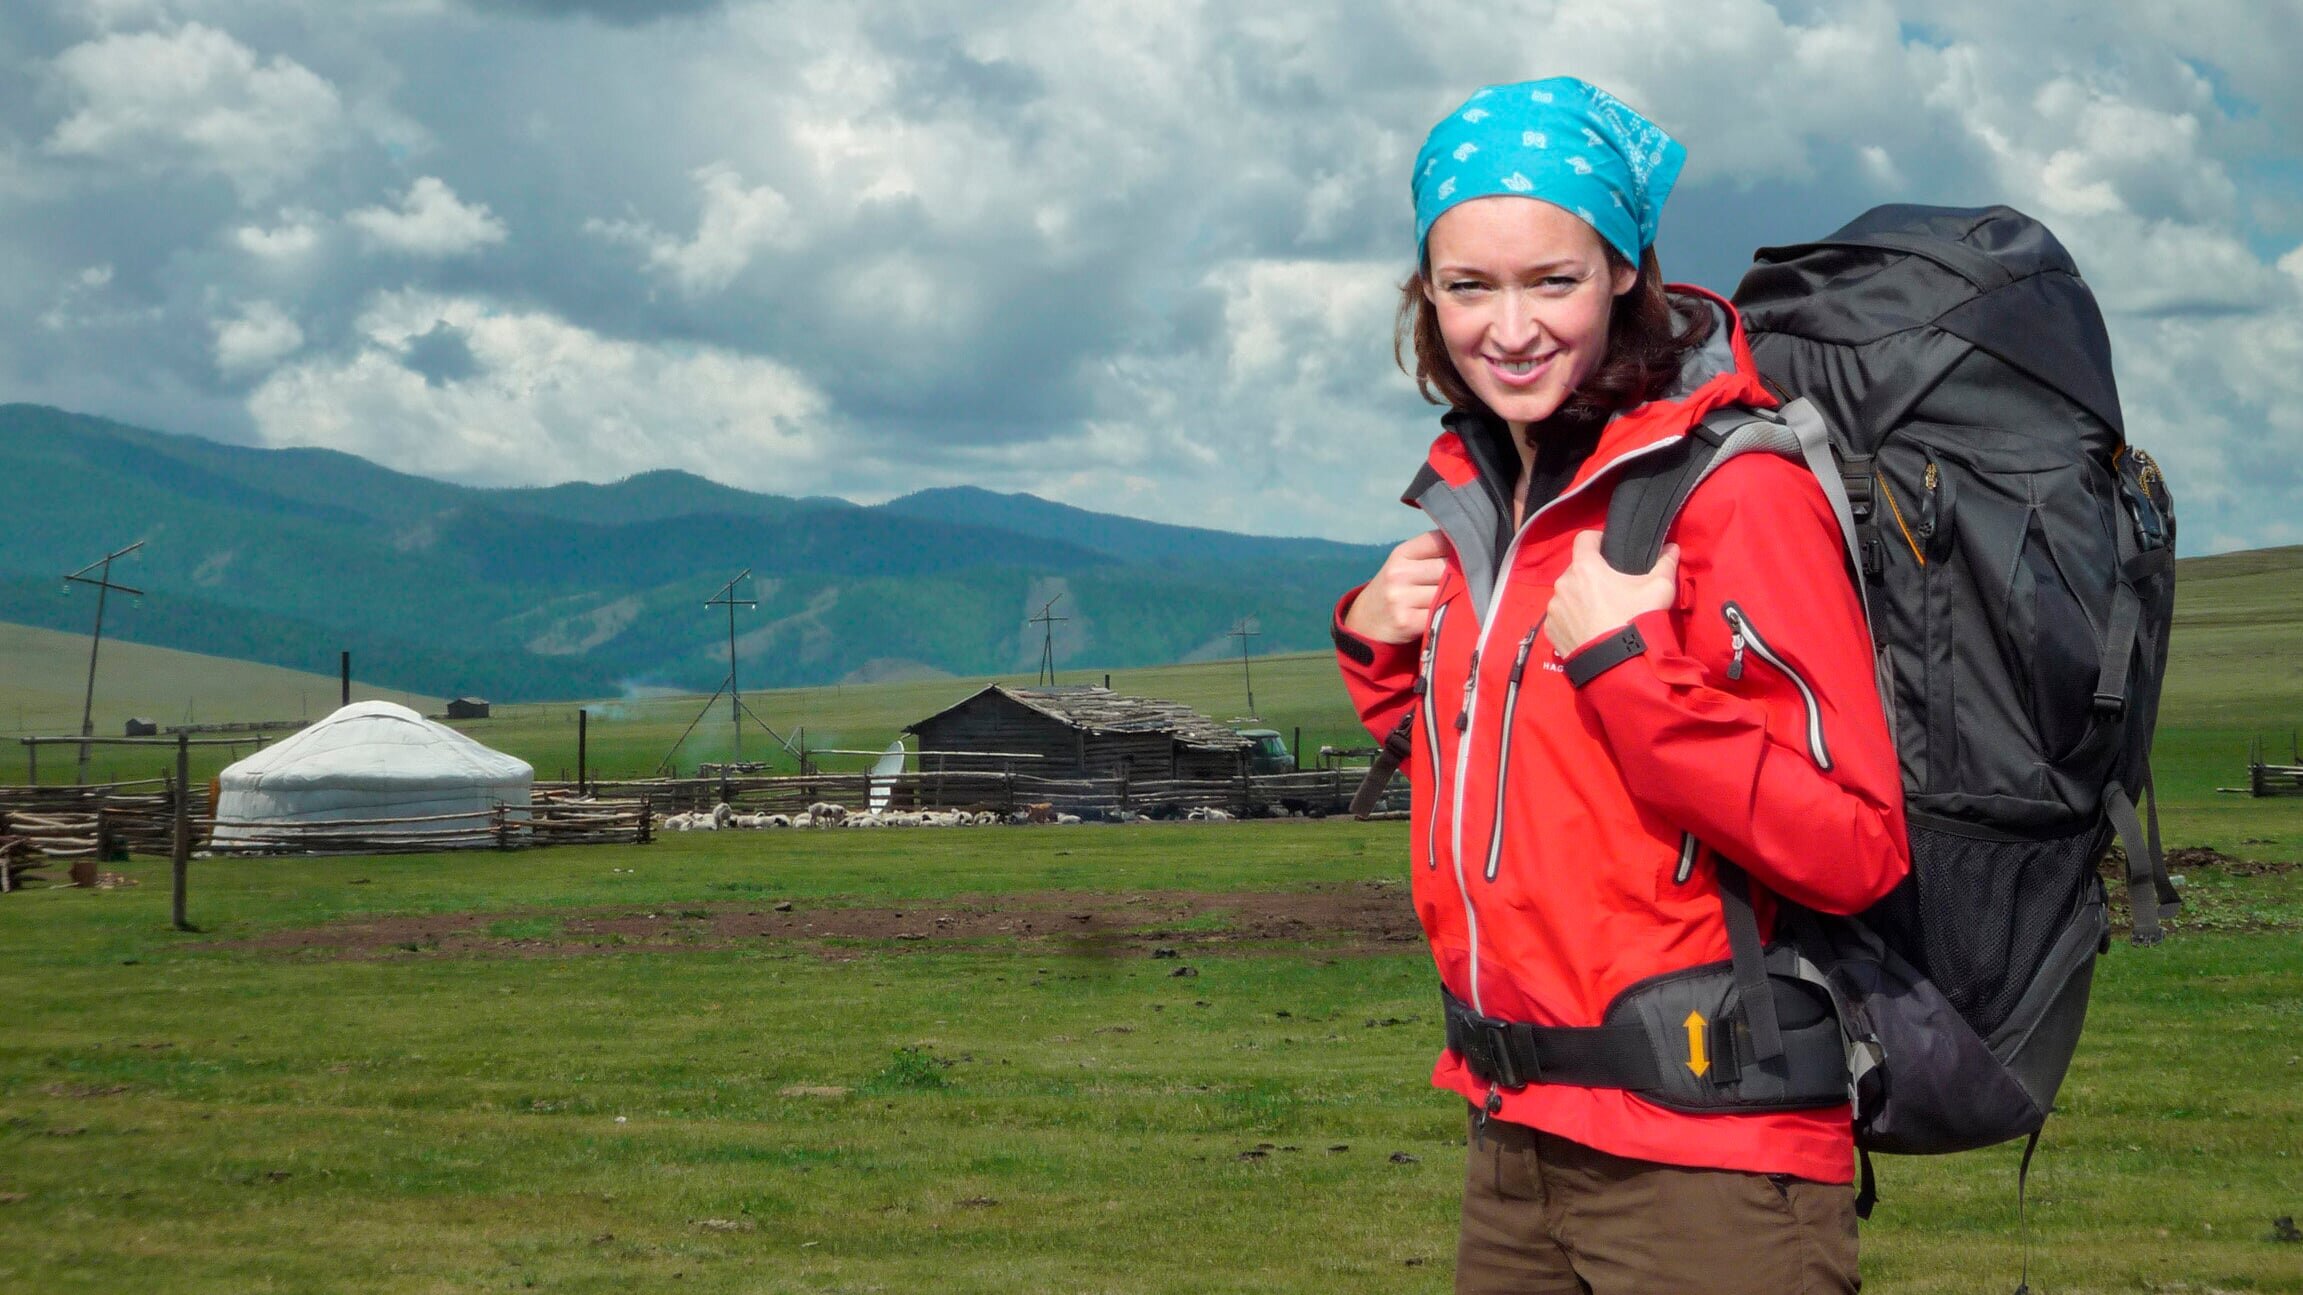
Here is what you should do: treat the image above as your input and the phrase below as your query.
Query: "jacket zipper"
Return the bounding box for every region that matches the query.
[1420,604,1449,871]
[1674,831,1700,885]
[1445,435,1688,1016]
[1483,627,1542,882]
[1722,601,1832,770]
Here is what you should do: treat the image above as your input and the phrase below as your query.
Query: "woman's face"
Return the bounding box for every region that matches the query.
[1422,197,1639,434]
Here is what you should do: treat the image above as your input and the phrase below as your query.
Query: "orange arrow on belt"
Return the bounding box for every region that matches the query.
[1685,1010,1710,1078]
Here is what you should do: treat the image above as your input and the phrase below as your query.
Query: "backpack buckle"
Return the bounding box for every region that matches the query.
[1479,1021,1536,1088]
[1838,454,1876,523]
[2093,690,2126,717]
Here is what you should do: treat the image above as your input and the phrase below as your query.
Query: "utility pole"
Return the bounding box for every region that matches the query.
[705,570,757,764]
[1229,617,1261,719]
[64,540,144,784]
[1029,595,1068,686]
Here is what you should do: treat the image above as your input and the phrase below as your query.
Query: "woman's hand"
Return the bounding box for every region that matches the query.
[1343,530,1450,644]
[1545,530,1679,654]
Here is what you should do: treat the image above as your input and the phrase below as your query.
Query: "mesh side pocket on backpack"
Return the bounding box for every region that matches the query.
[1864,817,2105,1039]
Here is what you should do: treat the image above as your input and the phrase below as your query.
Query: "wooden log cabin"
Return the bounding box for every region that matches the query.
[905,685,1250,781]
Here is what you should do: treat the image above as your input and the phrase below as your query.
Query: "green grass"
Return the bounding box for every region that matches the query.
[2,826,2299,1293]
[4,549,2303,1290]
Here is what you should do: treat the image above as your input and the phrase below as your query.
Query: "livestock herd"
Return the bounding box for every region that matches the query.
[656,801,1236,831]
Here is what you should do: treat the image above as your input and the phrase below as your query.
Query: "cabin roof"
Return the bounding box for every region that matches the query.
[907,685,1250,751]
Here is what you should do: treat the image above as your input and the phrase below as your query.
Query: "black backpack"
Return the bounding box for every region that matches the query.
[1603,205,2180,1209]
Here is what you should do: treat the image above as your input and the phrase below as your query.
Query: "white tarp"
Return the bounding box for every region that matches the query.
[212,700,532,844]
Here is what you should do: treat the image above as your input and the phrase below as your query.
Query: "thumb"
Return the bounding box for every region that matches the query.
[1401,529,1449,559]
[1571,529,1605,563]
[1652,542,1682,579]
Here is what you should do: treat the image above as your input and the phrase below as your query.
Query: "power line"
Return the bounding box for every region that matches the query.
[1228,617,1261,720]
[705,569,758,764]
[1029,594,1068,686]
[63,540,144,785]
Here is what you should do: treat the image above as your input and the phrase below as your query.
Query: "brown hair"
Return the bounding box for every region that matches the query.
[1393,245,1717,428]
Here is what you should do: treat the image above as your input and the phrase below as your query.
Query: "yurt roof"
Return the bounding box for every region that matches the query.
[219,701,532,791]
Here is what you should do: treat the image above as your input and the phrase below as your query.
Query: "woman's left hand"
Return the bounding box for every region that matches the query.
[1545,530,1680,655]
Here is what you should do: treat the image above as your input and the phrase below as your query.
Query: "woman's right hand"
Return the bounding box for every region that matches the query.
[1342,530,1450,644]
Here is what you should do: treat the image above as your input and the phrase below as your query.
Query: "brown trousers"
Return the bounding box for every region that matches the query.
[1455,1112,1860,1294]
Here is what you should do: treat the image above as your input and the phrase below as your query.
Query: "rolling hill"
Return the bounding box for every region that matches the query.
[0,404,1388,700]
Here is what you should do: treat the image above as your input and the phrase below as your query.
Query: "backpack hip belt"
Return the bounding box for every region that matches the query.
[1441,942,1854,1116]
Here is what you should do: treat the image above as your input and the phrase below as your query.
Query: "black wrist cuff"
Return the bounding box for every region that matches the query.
[1564,623,1648,689]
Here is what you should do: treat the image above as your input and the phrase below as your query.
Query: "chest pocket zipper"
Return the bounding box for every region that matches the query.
[1722,601,1833,771]
[1483,627,1542,883]
[1421,603,1450,871]
[1674,831,1701,886]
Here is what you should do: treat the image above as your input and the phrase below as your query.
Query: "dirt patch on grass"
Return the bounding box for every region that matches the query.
[2100,846,2302,933]
[215,882,1424,962]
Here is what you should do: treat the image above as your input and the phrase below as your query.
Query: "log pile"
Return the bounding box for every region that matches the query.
[0,836,45,891]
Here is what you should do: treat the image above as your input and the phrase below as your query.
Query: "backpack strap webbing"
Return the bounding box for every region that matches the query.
[2108,777,2180,945]
[1713,858,1785,1062]
[2012,1127,2043,1295]
[1349,711,1415,819]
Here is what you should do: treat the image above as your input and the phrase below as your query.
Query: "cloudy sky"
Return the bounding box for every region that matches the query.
[2,0,2297,554]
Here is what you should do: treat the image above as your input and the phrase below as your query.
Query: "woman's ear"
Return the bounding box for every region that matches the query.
[1611,260,1639,296]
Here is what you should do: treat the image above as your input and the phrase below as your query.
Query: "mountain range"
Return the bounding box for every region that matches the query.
[0,404,1389,699]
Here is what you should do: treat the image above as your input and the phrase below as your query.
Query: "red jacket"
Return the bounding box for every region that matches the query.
[1335,287,1910,1183]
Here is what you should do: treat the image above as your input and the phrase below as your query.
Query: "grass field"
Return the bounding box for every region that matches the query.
[4,550,2303,1291]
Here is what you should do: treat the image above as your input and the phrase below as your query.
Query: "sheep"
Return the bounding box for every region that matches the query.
[1022,802,1056,824]
[762,813,792,829]
[712,802,736,829]
[804,802,848,828]
[1055,812,1082,825]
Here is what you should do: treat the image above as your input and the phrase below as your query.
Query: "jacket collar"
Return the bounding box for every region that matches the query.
[1403,286,1776,610]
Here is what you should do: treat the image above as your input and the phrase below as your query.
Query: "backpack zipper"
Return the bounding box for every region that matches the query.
[1420,604,1449,871]
[1722,601,1833,770]
[1483,627,1542,883]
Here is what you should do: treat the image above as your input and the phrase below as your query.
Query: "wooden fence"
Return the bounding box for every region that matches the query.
[2245,735,2303,797]
[0,780,651,874]
[548,765,1401,819]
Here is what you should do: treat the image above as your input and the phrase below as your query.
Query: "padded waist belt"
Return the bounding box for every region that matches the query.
[1443,990,1664,1091]
[1441,949,1855,1115]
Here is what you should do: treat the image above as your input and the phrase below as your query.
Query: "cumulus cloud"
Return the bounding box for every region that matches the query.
[585,163,795,295]
[44,22,348,201]
[3,1,2300,553]
[247,291,828,487]
[233,208,322,259]
[211,299,305,376]
[346,177,508,257]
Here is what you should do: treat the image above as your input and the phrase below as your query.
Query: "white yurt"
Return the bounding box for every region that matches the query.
[211,701,533,848]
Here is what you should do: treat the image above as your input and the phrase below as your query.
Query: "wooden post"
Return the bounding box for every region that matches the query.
[578,709,589,796]
[26,741,36,786]
[639,795,653,844]
[340,651,351,708]
[1117,756,1131,816]
[171,732,191,931]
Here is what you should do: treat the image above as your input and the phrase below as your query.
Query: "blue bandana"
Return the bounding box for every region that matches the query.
[1412,77,1686,265]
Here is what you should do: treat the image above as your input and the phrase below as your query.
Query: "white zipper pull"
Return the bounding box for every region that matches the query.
[1728,626,1747,680]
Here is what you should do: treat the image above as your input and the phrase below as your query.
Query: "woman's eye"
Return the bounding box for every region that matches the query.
[1539,274,1580,290]
[1444,280,1487,296]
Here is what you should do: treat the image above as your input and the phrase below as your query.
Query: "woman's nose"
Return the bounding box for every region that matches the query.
[1490,287,1543,351]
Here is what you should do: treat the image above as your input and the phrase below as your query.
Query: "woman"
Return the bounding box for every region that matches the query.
[1333,79,1910,1293]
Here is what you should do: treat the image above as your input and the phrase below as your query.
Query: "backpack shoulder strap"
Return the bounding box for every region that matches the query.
[1602,399,1866,599]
